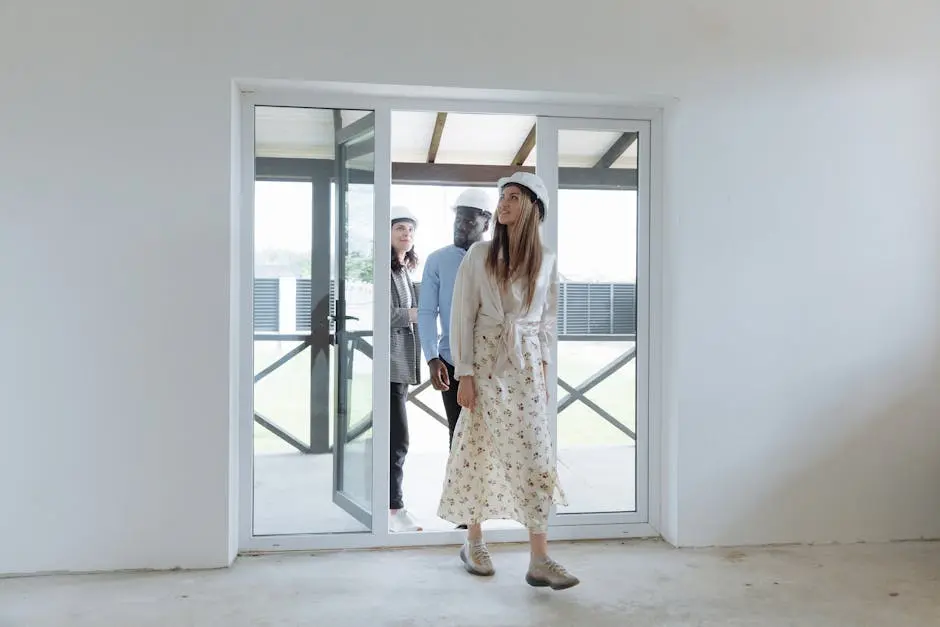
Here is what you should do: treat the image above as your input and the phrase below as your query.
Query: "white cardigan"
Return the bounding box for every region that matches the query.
[449,241,559,378]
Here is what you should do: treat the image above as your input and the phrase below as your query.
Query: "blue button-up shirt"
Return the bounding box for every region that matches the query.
[417,245,467,365]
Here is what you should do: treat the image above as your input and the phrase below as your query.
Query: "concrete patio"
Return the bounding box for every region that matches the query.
[253,444,636,535]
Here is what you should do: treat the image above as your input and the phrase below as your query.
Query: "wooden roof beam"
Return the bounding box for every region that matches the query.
[511,124,537,166]
[427,112,447,163]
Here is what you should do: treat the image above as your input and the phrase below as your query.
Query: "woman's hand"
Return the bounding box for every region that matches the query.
[542,361,550,402]
[457,376,477,412]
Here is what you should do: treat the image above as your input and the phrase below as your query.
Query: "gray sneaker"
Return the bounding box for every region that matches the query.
[526,557,580,590]
[460,541,495,577]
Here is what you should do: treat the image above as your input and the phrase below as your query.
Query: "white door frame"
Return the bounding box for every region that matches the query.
[236,82,664,553]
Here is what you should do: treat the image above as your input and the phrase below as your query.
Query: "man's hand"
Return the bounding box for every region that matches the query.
[428,358,450,392]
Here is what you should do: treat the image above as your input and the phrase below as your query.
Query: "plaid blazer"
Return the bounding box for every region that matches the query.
[390,269,421,385]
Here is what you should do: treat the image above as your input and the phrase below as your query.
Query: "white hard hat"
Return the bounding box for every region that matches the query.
[452,188,494,214]
[497,171,550,211]
[390,205,418,228]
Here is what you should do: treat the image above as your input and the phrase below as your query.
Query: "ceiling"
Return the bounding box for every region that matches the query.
[254,107,638,169]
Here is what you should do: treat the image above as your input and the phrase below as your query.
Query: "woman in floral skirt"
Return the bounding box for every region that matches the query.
[437,172,579,590]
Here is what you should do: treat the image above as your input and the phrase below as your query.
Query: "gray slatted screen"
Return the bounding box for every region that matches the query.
[612,283,637,335]
[561,284,590,334]
[295,279,335,332]
[256,278,636,335]
[588,284,613,334]
[560,282,636,336]
[253,279,279,332]
[295,279,311,331]
[329,280,336,331]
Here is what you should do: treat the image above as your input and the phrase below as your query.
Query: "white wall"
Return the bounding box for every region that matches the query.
[2,0,938,573]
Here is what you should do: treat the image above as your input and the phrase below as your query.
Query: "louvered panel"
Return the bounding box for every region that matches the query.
[329,280,336,333]
[295,279,336,332]
[562,283,590,334]
[612,283,637,335]
[253,278,279,332]
[588,284,613,334]
[295,279,312,331]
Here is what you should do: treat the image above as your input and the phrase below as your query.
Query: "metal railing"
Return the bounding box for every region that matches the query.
[253,330,636,453]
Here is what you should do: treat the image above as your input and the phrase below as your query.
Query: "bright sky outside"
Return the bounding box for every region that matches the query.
[254,182,638,283]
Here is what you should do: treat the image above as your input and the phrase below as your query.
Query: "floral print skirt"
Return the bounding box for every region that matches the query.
[437,331,566,532]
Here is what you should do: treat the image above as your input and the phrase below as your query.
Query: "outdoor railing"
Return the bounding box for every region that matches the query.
[253,330,636,454]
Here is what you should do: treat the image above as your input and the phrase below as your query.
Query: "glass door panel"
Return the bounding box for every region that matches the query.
[332,113,377,529]
[538,117,650,524]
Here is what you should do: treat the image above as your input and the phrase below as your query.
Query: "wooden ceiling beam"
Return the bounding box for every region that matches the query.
[427,112,447,163]
[511,124,537,166]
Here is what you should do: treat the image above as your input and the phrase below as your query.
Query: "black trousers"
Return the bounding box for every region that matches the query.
[441,359,462,449]
[390,382,410,510]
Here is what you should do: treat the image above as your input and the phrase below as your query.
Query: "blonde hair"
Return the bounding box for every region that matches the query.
[485,185,544,312]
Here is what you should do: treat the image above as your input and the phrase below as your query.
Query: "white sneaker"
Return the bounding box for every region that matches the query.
[526,557,580,590]
[389,509,423,532]
[460,541,495,577]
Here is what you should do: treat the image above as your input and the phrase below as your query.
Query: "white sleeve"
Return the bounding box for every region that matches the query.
[538,255,559,365]
[449,248,481,378]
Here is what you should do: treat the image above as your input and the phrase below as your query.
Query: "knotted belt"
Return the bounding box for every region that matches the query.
[478,314,541,375]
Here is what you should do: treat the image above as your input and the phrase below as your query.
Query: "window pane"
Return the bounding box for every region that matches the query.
[555,129,639,515]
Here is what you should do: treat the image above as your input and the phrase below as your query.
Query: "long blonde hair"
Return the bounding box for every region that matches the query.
[485,184,544,312]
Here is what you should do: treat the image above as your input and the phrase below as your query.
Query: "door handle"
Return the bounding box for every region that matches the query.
[328,314,359,321]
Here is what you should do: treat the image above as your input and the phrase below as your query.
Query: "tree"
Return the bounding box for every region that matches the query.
[346,250,374,283]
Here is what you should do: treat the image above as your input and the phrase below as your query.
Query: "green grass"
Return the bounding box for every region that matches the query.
[253,340,636,455]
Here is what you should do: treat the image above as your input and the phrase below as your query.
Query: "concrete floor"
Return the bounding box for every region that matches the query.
[3,540,938,626]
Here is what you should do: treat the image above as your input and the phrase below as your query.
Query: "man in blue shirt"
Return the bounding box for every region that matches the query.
[418,188,494,448]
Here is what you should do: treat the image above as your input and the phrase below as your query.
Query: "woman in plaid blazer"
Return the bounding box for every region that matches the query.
[388,206,422,533]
